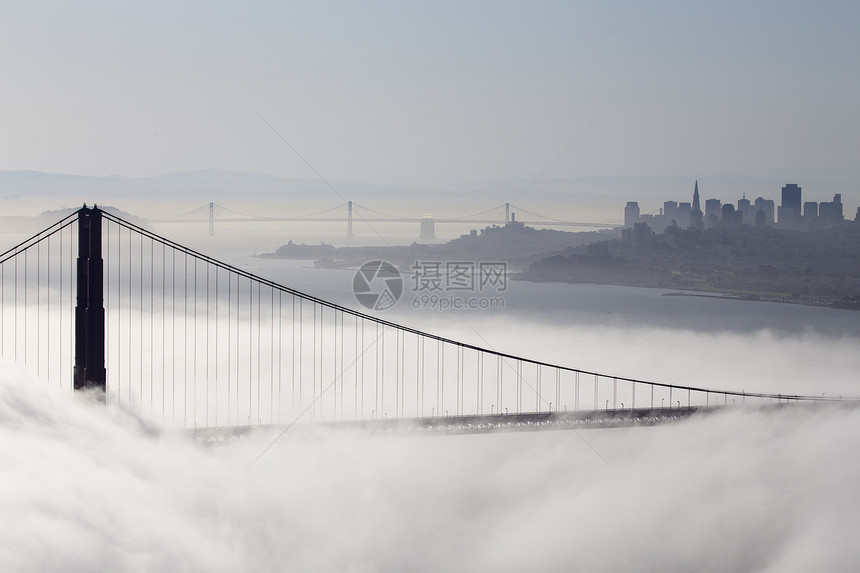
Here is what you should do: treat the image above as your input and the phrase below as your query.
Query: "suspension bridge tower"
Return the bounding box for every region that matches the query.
[73,205,106,393]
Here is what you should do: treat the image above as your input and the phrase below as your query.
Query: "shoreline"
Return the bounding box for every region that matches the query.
[658,291,845,309]
[512,275,859,311]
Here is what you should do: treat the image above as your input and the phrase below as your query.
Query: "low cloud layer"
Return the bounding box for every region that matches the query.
[408,314,860,398]
[1,349,859,572]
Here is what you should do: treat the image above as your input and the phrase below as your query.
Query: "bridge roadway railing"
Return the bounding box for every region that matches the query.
[191,400,860,442]
[0,207,854,432]
[191,406,709,442]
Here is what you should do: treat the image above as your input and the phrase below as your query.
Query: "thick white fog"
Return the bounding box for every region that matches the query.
[410,316,860,398]
[2,314,859,572]
[2,205,859,571]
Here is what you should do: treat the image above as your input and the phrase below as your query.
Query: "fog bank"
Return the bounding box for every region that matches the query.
[1,363,859,572]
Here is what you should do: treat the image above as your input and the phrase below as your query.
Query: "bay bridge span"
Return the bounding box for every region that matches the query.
[149,201,618,239]
[0,206,848,438]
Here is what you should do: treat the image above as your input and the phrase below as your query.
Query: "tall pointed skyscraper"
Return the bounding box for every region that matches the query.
[692,180,701,211]
[690,180,704,230]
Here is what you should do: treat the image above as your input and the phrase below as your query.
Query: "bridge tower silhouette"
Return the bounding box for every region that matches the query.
[0,206,848,435]
[74,205,106,392]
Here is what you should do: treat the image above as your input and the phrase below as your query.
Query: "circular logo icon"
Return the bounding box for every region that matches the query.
[353,260,403,311]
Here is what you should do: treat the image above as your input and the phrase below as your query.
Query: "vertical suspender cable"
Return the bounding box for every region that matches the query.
[236,275,240,423]
[227,271,231,425]
[24,249,27,364]
[340,311,345,420]
[395,330,399,417]
[2,249,5,357]
[455,345,460,415]
[498,355,502,414]
[103,221,108,396]
[415,334,424,416]
[14,251,17,361]
[162,242,166,423]
[312,303,324,420]
[183,251,188,427]
[477,351,482,415]
[37,237,40,377]
[116,223,121,403]
[299,298,302,411]
[291,295,295,416]
[150,240,154,418]
[172,248,176,424]
[140,233,143,408]
[271,286,274,423]
[128,227,133,405]
[278,290,282,423]
[206,262,210,427]
[257,281,261,424]
[214,266,218,426]
[248,277,252,425]
[359,317,363,418]
[193,258,197,426]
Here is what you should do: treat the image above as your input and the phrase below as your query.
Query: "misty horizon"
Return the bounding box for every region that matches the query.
[1,169,857,229]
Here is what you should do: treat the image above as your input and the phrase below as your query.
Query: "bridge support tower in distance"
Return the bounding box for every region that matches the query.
[209,202,215,236]
[419,214,435,241]
[347,201,354,237]
[74,205,106,394]
[506,202,510,224]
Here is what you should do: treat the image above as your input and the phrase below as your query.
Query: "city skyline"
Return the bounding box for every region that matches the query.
[623,180,853,234]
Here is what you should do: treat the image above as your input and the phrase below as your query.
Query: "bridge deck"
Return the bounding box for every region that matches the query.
[189,406,708,443]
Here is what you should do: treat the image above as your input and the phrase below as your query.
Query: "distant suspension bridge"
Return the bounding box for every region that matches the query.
[149,201,620,239]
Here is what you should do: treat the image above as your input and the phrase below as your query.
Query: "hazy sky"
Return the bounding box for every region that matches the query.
[2,1,859,187]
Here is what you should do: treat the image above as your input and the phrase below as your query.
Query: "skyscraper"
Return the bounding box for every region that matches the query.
[754,197,775,226]
[705,198,721,229]
[722,204,733,224]
[624,201,640,229]
[678,202,692,228]
[781,183,802,224]
[819,194,844,227]
[803,201,818,226]
[663,200,679,224]
[690,180,704,230]
[692,180,701,212]
[738,195,752,225]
